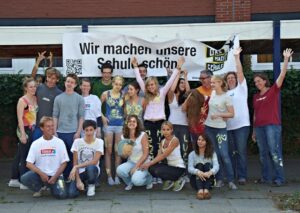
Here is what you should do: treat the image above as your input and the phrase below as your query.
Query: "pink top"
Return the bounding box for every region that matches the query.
[134,67,179,120]
[253,84,281,127]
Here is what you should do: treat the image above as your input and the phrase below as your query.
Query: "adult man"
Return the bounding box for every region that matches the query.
[92,62,113,98]
[53,73,85,177]
[197,70,213,97]
[21,117,69,198]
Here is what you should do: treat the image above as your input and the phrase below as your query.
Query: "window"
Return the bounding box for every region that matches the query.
[0,58,12,68]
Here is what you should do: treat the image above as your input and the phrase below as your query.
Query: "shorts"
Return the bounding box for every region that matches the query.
[103,125,123,134]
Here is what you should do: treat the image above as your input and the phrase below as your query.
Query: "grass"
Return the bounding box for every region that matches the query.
[273,192,300,211]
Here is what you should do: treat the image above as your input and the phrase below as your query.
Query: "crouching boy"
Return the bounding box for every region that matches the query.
[68,120,104,197]
[21,116,69,198]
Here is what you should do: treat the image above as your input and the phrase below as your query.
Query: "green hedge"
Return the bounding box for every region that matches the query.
[0,68,300,157]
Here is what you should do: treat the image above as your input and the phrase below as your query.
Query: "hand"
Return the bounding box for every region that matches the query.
[102,116,109,127]
[252,131,256,142]
[48,176,58,185]
[69,166,77,181]
[40,173,49,183]
[20,134,27,144]
[36,51,46,63]
[197,171,206,181]
[177,57,185,69]
[131,57,138,67]
[283,48,293,60]
[74,132,80,140]
[76,180,85,191]
[130,166,138,175]
[233,47,242,57]
[203,171,212,179]
[140,162,151,170]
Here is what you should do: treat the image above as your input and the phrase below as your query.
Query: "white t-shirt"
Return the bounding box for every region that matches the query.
[205,90,233,128]
[226,80,250,130]
[26,136,69,176]
[71,138,104,174]
[83,95,102,121]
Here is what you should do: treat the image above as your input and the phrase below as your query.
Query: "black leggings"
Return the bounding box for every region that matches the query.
[149,163,186,181]
[144,120,164,159]
[190,163,215,190]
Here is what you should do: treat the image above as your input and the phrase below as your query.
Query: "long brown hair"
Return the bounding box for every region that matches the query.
[186,89,205,127]
[194,134,214,159]
[144,77,159,105]
[123,114,143,139]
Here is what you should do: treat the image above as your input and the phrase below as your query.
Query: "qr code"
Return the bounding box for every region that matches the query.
[66,59,82,75]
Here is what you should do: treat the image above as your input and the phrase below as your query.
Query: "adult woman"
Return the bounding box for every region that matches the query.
[224,47,250,185]
[188,134,219,200]
[9,77,38,189]
[101,75,124,185]
[204,75,237,189]
[116,115,152,190]
[80,78,102,138]
[252,48,293,186]
[124,81,144,122]
[167,70,190,164]
[141,121,186,192]
[131,57,185,161]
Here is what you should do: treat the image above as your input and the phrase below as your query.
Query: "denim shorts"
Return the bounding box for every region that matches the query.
[103,125,123,134]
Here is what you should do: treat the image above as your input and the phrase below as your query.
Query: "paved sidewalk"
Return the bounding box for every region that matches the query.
[0,157,299,213]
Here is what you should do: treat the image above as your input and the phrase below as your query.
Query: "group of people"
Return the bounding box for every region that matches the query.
[7,47,293,200]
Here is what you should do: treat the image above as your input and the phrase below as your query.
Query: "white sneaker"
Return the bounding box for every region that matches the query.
[8,179,21,188]
[183,175,190,183]
[20,183,29,190]
[33,189,42,198]
[114,176,121,185]
[125,184,133,191]
[228,182,238,190]
[152,177,157,184]
[146,182,153,190]
[215,180,224,188]
[108,177,115,186]
[157,178,163,184]
[87,184,95,197]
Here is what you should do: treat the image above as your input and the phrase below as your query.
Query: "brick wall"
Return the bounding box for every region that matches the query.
[0,0,214,18]
[252,0,300,13]
[215,0,251,22]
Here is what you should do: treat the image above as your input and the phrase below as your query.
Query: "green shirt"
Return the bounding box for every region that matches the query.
[92,80,113,115]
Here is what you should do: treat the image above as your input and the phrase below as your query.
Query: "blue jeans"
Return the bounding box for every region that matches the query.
[57,132,75,178]
[21,171,68,199]
[205,126,234,182]
[68,165,99,198]
[228,126,250,180]
[116,161,152,186]
[255,125,284,183]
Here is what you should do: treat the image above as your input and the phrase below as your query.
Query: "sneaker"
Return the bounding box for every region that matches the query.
[125,184,133,191]
[157,178,163,184]
[238,178,246,185]
[272,180,284,187]
[114,176,121,185]
[8,179,21,188]
[20,183,29,190]
[87,184,95,197]
[146,182,153,190]
[254,178,266,184]
[108,177,115,186]
[183,175,190,183]
[162,180,174,190]
[173,178,186,192]
[215,180,224,188]
[228,182,238,190]
[33,189,42,198]
[152,177,158,184]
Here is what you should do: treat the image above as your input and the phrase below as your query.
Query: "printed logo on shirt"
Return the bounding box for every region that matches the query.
[41,149,56,155]
[256,96,266,102]
[42,97,50,102]
[85,103,91,110]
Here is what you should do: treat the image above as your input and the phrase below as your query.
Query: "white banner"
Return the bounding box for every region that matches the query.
[63,32,239,81]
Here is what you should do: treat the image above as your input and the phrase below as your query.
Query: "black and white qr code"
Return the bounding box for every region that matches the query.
[66,59,82,75]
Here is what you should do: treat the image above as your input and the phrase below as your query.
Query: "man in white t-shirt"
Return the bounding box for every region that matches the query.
[21,116,69,198]
[68,120,104,197]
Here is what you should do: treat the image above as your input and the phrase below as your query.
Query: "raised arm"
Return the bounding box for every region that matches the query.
[31,51,46,78]
[167,68,180,103]
[276,48,293,88]
[234,47,245,84]
[131,57,145,92]
[182,69,190,92]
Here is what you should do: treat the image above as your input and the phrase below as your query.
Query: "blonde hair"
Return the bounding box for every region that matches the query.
[39,116,53,128]
[112,75,124,85]
[22,77,36,94]
[161,121,173,131]
[144,77,159,104]
[212,75,228,92]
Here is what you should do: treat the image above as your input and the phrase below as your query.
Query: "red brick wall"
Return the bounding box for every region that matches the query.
[0,0,214,18]
[215,0,251,22]
[252,0,300,13]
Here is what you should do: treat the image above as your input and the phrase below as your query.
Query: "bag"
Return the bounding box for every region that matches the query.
[117,139,135,158]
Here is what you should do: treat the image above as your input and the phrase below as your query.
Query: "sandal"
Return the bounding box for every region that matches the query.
[196,191,204,200]
[254,179,266,184]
